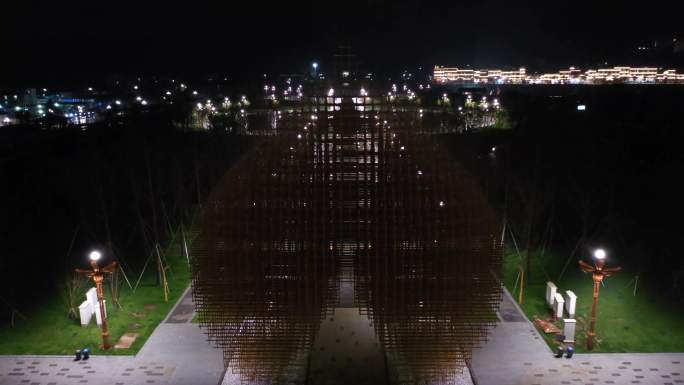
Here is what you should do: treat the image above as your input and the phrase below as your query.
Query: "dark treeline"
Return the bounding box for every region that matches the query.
[441,85,684,301]
[0,113,253,319]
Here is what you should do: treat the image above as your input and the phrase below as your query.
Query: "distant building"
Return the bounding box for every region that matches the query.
[434,65,684,84]
[433,66,526,84]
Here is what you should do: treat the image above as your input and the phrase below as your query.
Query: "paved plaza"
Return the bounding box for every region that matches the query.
[1,286,682,385]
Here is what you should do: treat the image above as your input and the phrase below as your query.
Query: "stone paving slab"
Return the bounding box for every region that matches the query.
[113,333,139,349]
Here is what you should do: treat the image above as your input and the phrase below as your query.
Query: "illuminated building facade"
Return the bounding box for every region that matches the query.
[433,67,527,84]
[434,65,684,84]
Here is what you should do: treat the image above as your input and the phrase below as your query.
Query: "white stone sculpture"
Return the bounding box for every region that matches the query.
[564,290,577,318]
[563,319,576,343]
[546,281,557,308]
[553,292,565,319]
[78,287,106,326]
[86,288,98,309]
[79,301,93,327]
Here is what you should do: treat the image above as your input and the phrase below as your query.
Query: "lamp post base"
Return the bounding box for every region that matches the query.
[586,331,595,350]
[102,331,112,350]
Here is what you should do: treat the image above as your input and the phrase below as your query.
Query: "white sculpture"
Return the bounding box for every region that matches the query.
[86,288,98,309]
[563,319,576,343]
[79,301,93,327]
[78,287,106,326]
[553,292,565,319]
[564,290,577,318]
[546,282,557,308]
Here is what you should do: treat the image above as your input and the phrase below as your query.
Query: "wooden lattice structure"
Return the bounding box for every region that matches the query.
[192,109,502,384]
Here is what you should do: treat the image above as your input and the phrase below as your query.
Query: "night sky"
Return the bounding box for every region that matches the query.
[5,0,682,87]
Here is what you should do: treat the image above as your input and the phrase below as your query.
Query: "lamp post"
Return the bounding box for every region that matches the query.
[312,62,318,78]
[75,250,118,350]
[579,248,621,350]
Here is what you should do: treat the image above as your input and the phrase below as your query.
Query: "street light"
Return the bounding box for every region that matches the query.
[76,250,118,349]
[312,62,318,78]
[593,249,606,260]
[579,248,621,350]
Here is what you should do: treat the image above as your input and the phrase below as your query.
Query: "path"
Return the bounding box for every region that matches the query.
[469,289,684,385]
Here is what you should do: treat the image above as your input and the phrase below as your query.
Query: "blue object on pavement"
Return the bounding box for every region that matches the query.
[566,346,574,359]
[82,348,90,360]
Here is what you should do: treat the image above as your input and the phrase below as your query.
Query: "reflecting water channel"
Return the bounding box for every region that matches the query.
[191,107,503,385]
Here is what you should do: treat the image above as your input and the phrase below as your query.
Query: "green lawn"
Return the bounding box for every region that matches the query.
[503,249,684,353]
[0,229,195,356]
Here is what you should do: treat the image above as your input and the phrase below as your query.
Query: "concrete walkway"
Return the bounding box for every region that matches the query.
[469,289,684,385]
[0,286,225,385]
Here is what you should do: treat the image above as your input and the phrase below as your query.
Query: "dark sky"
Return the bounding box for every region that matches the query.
[4,0,682,87]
